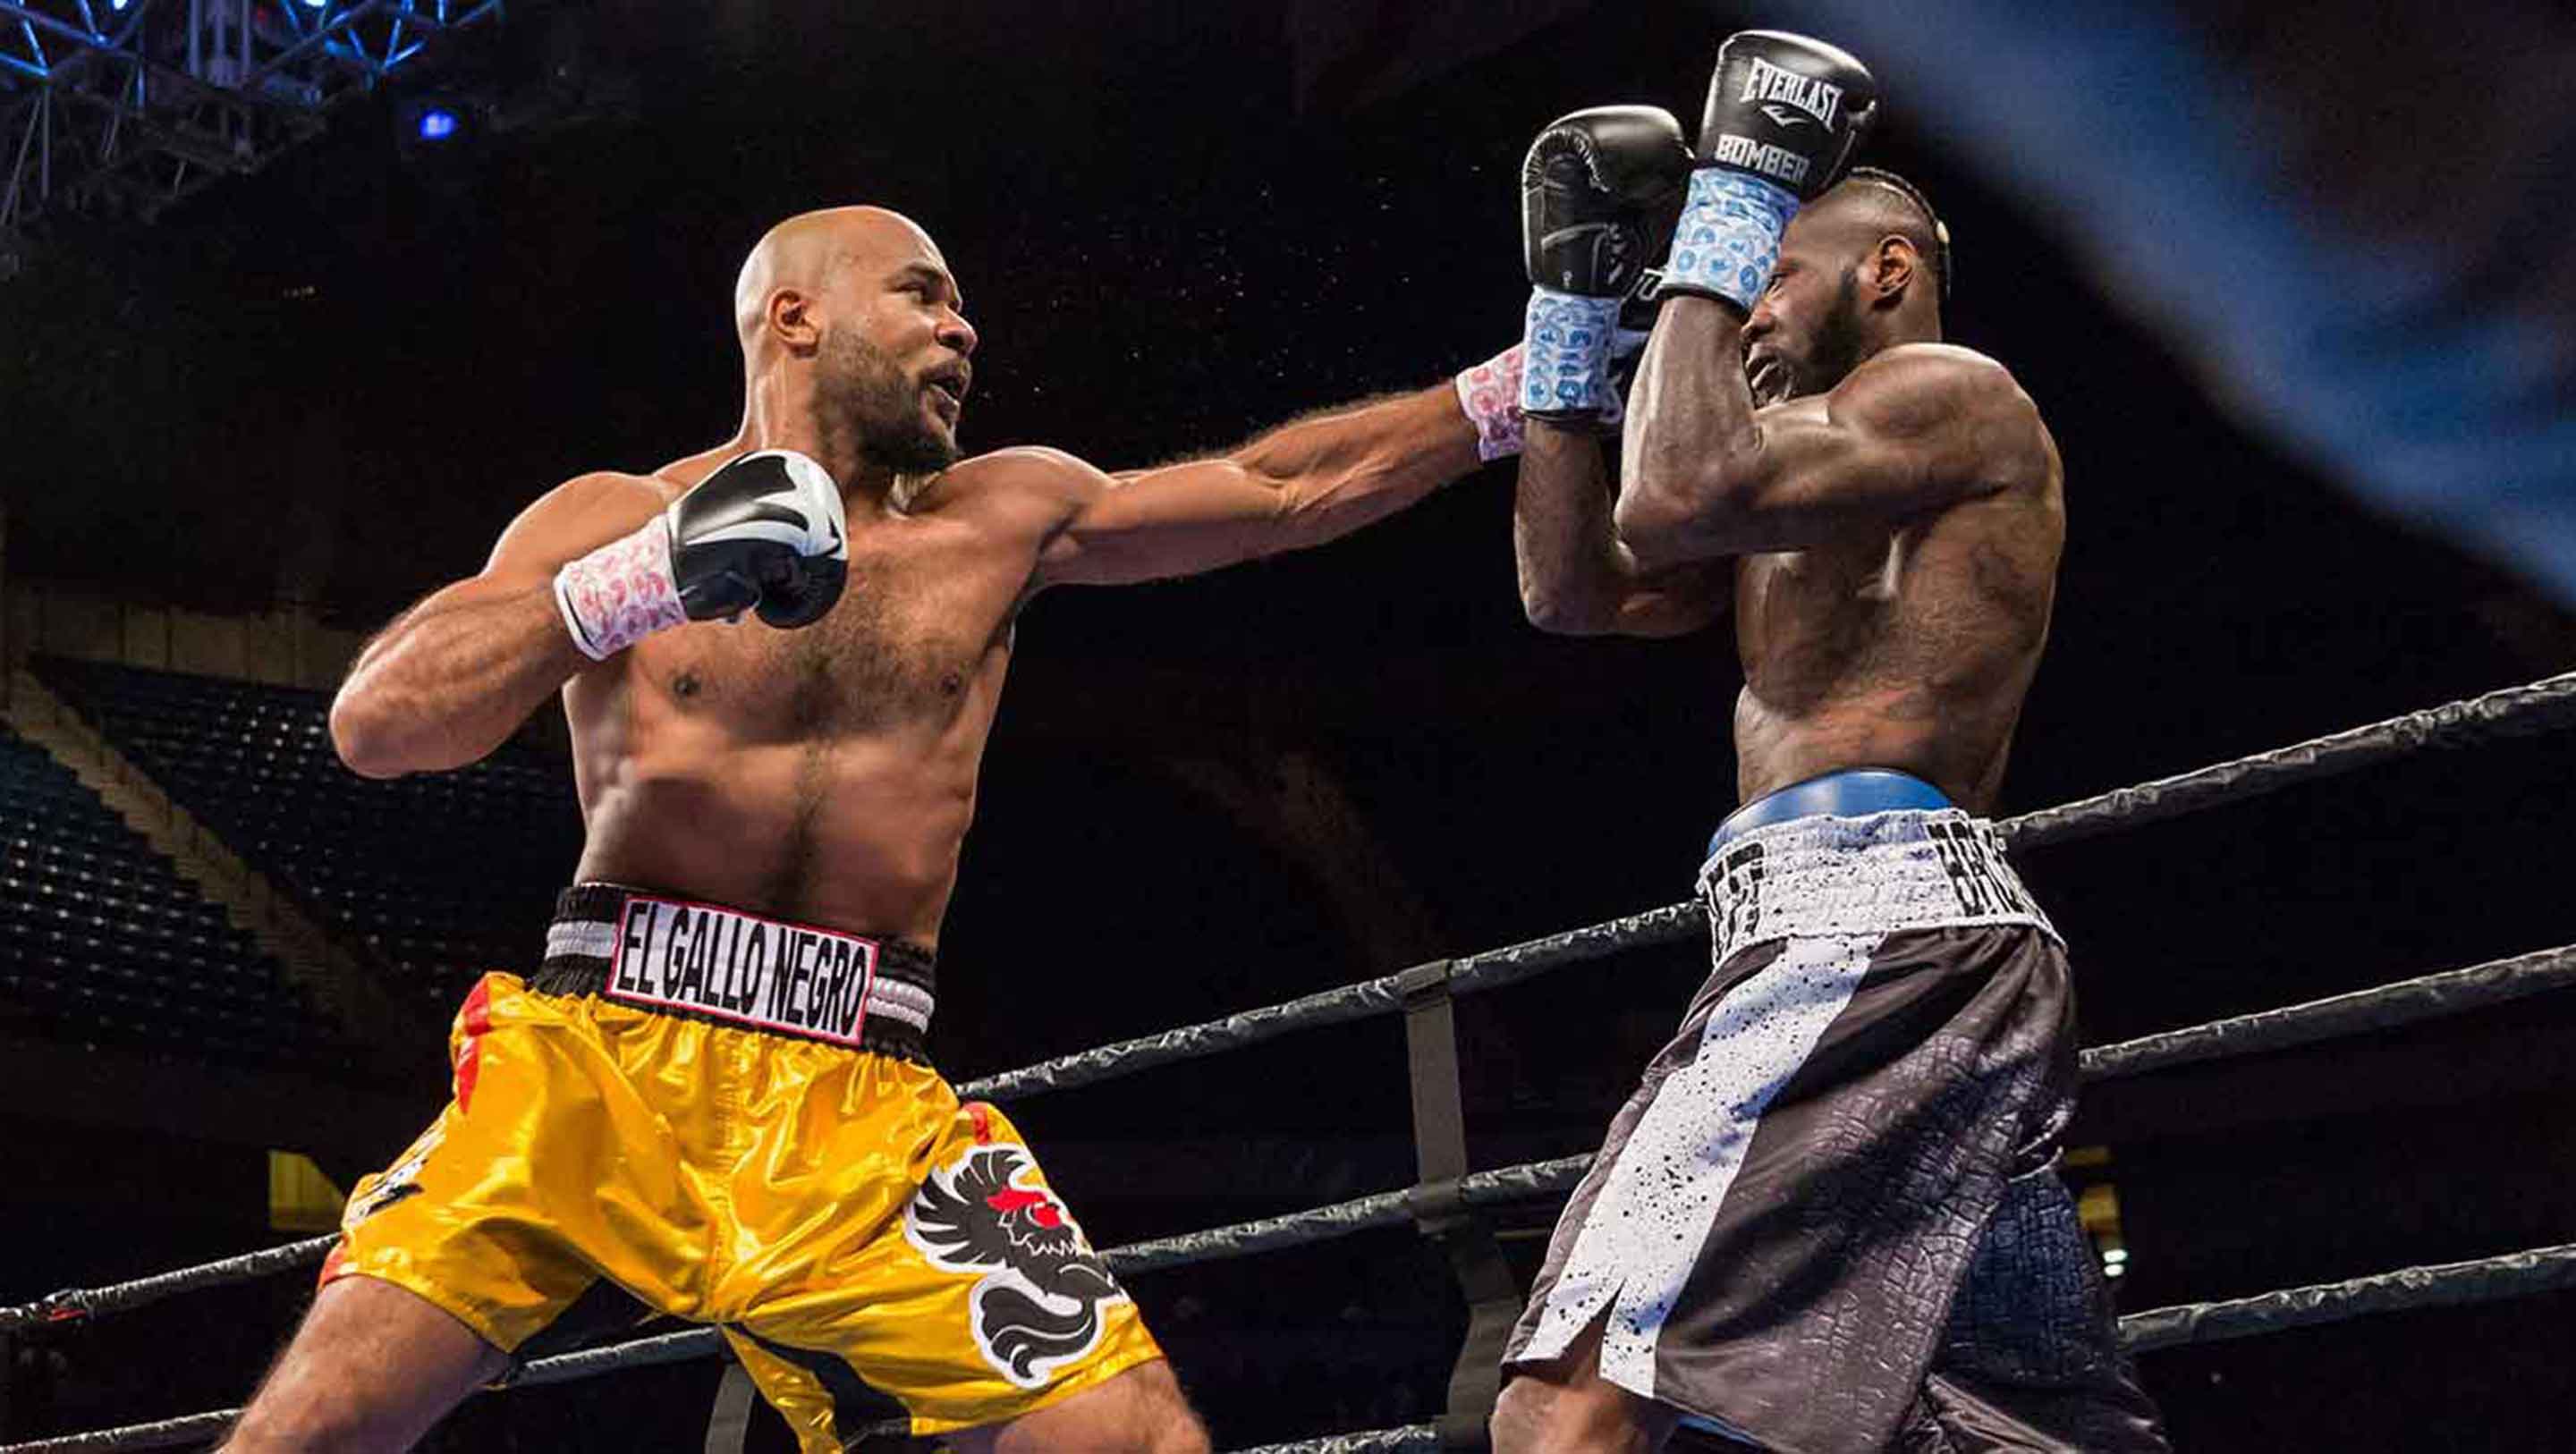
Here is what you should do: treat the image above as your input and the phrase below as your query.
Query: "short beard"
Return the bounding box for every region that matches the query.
[818,324,961,475]
[1796,266,1872,398]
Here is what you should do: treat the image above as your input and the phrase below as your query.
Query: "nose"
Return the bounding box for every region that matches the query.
[938,308,978,359]
[1742,294,1777,342]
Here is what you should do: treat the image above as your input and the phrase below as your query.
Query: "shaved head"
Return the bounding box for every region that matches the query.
[731,205,972,477]
[733,205,949,359]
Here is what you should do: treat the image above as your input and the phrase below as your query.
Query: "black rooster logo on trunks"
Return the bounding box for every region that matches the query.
[905,1144,1126,1387]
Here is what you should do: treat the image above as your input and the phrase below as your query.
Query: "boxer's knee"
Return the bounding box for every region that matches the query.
[1489,1321,1674,1454]
[1490,1373,1553,1454]
[961,1357,1208,1454]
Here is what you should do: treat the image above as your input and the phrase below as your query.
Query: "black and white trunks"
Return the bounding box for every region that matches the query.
[1505,799,2167,1452]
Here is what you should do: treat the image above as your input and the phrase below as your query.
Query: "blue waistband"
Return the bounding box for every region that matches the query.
[1708,769,1954,854]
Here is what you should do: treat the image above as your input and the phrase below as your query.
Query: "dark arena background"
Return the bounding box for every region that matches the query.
[4,1,2574,1450]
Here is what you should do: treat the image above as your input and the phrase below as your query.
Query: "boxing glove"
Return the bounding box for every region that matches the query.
[1518,106,1691,425]
[1662,31,1878,313]
[555,449,850,660]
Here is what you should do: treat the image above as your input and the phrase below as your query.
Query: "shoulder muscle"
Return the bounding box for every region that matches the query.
[919,445,1111,531]
[483,471,669,579]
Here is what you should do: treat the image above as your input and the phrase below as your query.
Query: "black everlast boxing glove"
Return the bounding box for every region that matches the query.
[553,449,851,660]
[1517,106,1691,426]
[1660,30,1878,313]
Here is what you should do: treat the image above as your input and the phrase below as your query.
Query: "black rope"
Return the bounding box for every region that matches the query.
[12,929,2572,1336]
[1225,1240,2576,1450]
[2117,1240,2576,1354]
[953,904,1707,1104]
[0,1410,239,1453]
[12,1231,2572,1450]
[6,672,2575,1441]
[25,941,2575,1335]
[962,673,2576,1105]
[0,1235,336,1334]
[1997,670,2576,851]
[2080,943,2576,1081]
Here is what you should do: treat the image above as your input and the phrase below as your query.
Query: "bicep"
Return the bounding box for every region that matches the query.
[1763,352,2034,525]
[1629,354,2028,560]
[1736,410,1940,529]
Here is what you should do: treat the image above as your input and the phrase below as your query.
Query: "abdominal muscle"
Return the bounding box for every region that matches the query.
[568,705,987,948]
[1733,678,2024,814]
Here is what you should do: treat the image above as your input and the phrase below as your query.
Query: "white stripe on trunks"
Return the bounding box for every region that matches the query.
[1517,927,1884,1399]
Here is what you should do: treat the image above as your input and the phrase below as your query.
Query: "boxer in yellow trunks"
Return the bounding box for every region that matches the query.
[224,205,1497,1451]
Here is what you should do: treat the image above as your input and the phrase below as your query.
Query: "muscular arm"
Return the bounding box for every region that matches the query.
[1030,383,1484,588]
[1614,297,2040,569]
[1514,420,1725,638]
[329,474,664,779]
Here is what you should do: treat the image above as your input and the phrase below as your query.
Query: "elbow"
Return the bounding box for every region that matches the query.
[1614,491,1709,573]
[328,689,414,780]
[1615,465,1758,572]
[1615,455,1704,570]
[1519,588,1614,638]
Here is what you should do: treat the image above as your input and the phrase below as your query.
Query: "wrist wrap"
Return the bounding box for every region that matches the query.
[1519,289,1625,419]
[554,518,688,661]
[1454,344,1530,461]
[1663,168,1800,313]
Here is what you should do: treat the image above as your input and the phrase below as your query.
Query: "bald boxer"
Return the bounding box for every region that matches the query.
[1494,33,2168,1454]
[227,207,1494,1452]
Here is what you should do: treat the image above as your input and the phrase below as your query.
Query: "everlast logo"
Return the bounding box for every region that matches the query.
[1923,821,2041,920]
[610,897,877,1045]
[1738,56,1843,129]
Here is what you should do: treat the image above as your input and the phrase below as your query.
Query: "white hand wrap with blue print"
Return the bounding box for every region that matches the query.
[1517,288,1626,420]
[1661,168,1801,314]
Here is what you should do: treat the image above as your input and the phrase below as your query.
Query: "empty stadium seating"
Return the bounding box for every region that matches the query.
[0,725,351,1067]
[34,659,583,1010]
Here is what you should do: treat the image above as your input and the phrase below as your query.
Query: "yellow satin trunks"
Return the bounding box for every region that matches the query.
[321,972,1164,1444]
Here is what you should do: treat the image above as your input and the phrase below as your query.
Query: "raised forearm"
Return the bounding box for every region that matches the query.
[1514,423,1639,634]
[331,577,589,779]
[1616,296,1762,564]
[1233,383,1484,550]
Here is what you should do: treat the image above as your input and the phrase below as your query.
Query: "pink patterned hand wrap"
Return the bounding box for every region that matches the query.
[553,518,688,661]
[1453,343,1528,461]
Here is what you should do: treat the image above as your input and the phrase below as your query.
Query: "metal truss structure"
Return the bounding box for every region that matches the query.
[1,0,501,260]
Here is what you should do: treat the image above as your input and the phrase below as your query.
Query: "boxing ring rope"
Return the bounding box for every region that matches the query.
[14,937,2576,1340]
[4,669,2575,1450]
[16,1235,2576,1453]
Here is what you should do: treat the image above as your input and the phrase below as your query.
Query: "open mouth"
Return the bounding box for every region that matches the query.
[1746,354,1789,407]
[923,365,971,418]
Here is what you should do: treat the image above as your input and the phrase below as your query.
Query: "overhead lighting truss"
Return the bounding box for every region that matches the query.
[1,0,502,255]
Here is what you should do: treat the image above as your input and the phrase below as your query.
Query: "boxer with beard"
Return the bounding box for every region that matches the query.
[1495,32,2169,1453]
[226,205,1499,1453]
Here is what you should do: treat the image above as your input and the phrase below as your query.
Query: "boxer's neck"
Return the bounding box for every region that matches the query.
[730,370,902,516]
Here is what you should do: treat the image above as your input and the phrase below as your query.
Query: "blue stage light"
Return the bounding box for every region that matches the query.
[417,107,459,141]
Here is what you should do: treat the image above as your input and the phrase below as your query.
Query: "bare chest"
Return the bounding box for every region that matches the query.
[643,537,1022,739]
[1738,537,1904,655]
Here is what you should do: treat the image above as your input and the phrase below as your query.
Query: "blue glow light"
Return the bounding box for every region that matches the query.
[416,107,459,141]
